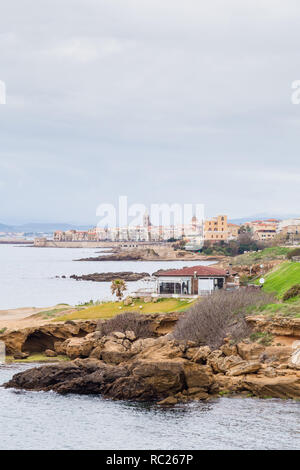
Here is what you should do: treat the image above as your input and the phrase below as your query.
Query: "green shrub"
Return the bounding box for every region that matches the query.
[282,284,300,301]
[287,248,300,260]
[250,331,273,346]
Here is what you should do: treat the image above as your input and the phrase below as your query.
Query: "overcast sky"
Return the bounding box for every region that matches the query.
[0,0,300,224]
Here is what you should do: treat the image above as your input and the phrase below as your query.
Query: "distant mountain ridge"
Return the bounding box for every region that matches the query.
[229,214,300,224]
[0,222,93,233]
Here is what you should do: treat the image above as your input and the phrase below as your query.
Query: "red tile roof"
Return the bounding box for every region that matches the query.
[155,265,227,277]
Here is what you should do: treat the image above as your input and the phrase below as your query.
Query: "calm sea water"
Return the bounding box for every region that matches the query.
[0,365,299,450]
[0,244,211,309]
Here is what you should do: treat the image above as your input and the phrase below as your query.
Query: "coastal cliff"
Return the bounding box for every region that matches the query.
[3,314,300,403]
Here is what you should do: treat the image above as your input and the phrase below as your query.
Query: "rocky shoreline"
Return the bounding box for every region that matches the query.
[69,272,150,282]
[75,248,223,262]
[2,314,300,403]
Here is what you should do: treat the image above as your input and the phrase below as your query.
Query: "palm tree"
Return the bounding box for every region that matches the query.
[111,279,127,301]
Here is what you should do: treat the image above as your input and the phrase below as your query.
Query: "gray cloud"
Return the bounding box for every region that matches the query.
[0,0,299,223]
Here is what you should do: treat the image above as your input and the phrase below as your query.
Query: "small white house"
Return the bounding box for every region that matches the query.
[154,265,229,296]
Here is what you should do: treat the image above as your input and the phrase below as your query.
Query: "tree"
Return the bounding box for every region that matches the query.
[111,279,127,301]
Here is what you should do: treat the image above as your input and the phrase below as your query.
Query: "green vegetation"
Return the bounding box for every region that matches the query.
[0,327,7,334]
[282,284,300,302]
[111,279,127,301]
[202,233,265,257]
[259,262,300,298]
[252,298,300,318]
[250,331,273,346]
[54,297,195,322]
[286,247,300,260]
[33,307,70,319]
[6,354,70,363]
[232,246,291,266]
[218,390,231,396]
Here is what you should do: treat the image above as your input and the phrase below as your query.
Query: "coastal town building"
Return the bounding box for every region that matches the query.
[204,215,229,242]
[227,223,240,240]
[154,265,238,296]
[54,214,204,244]
[244,219,279,241]
[277,218,300,235]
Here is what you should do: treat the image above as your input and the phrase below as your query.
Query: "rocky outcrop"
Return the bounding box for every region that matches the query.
[246,315,300,338]
[0,313,181,357]
[76,248,222,262]
[0,321,97,355]
[69,272,149,282]
[3,311,300,403]
[4,331,300,402]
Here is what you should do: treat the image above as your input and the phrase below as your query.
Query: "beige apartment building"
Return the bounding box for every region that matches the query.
[204,215,229,242]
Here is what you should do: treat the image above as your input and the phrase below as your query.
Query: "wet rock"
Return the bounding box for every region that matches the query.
[13,352,29,360]
[243,376,300,399]
[70,272,149,282]
[45,349,57,357]
[157,396,178,405]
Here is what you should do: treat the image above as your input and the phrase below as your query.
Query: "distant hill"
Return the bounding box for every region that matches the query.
[230,214,300,224]
[0,223,13,232]
[0,222,93,233]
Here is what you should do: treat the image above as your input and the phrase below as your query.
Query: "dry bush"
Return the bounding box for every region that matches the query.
[173,289,275,349]
[97,312,154,338]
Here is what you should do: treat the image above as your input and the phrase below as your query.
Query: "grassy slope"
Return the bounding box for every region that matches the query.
[254,298,300,318]
[232,246,291,266]
[260,261,300,298]
[54,298,195,322]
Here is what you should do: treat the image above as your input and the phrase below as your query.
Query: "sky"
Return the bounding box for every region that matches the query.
[0,0,300,225]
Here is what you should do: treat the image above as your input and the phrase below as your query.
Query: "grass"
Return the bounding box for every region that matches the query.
[252,298,300,318]
[6,354,70,363]
[34,308,70,319]
[53,297,196,322]
[232,246,291,266]
[259,261,300,298]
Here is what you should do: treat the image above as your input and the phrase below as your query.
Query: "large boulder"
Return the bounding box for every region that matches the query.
[100,340,134,364]
[65,334,96,359]
[243,376,300,399]
[183,363,213,389]
[237,342,265,361]
[227,360,261,376]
